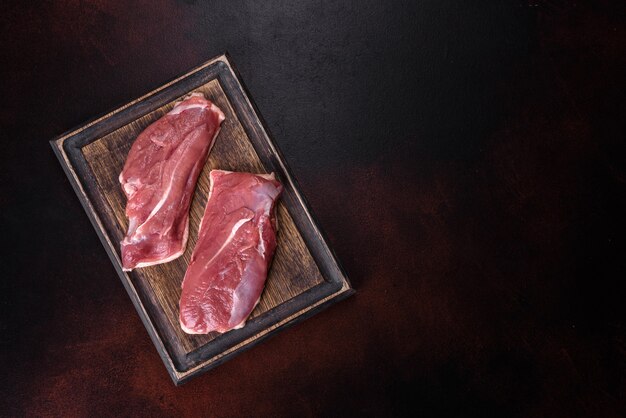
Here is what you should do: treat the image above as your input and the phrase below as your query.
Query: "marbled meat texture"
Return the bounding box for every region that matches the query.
[179,170,283,334]
[119,93,225,271]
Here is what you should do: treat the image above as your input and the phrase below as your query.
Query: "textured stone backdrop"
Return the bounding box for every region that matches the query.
[1,1,625,416]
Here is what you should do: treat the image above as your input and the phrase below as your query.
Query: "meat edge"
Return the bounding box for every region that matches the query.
[179,295,261,335]
[122,221,189,272]
[178,170,281,334]
[120,115,224,272]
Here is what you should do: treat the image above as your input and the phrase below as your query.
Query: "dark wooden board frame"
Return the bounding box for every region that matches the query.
[50,54,353,385]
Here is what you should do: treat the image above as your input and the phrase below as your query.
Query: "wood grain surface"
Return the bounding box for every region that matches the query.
[51,55,352,384]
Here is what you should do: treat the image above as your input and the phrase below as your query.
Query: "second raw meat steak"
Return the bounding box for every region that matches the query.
[179,170,283,334]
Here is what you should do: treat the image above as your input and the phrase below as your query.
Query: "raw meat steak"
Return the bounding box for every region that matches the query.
[179,170,283,334]
[119,93,225,271]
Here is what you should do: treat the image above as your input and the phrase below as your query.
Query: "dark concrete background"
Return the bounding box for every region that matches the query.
[1,1,625,416]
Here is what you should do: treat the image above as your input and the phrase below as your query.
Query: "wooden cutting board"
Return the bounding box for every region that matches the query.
[50,53,353,385]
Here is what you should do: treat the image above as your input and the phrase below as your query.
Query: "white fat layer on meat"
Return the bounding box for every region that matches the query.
[231,195,277,329]
[211,103,226,122]
[167,95,226,121]
[180,317,202,334]
[168,92,207,114]
[168,101,209,115]
[135,177,174,235]
[257,184,280,257]
[133,127,201,237]
[257,201,273,258]
[123,218,189,272]
[203,217,253,268]
[258,219,266,257]
[123,183,136,196]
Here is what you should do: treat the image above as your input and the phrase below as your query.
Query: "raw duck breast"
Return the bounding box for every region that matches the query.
[179,170,283,334]
[119,93,225,271]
